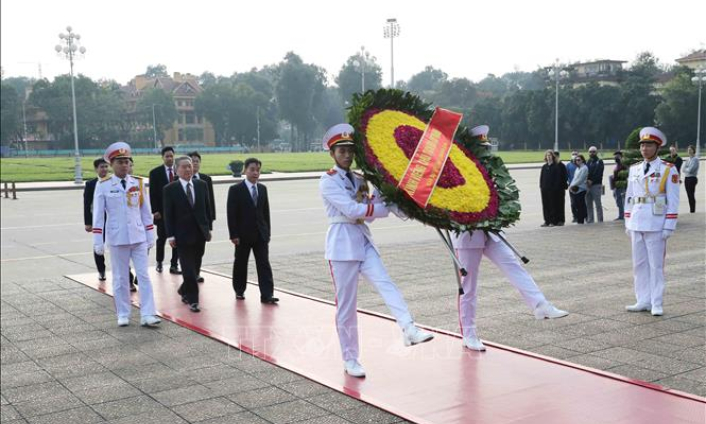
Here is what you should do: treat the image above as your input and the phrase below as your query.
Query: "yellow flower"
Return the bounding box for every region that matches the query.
[366,110,492,213]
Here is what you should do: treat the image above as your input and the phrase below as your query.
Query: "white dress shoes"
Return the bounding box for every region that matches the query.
[534,301,569,319]
[343,360,366,378]
[117,317,129,327]
[651,306,663,316]
[626,303,651,312]
[403,324,434,346]
[462,335,486,351]
[140,315,161,327]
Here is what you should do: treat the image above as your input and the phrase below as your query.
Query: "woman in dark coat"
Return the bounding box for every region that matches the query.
[539,150,568,227]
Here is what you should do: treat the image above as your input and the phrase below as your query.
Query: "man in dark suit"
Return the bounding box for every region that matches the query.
[189,151,216,283]
[149,146,180,274]
[163,156,213,312]
[227,158,278,304]
[84,158,136,290]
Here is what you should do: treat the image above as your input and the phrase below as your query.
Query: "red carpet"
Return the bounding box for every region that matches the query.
[66,269,706,424]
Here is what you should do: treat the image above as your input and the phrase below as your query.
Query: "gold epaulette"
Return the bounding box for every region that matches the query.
[660,160,674,167]
[326,169,337,176]
[132,175,143,179]
[630,161,644,168]
[99,175,112,182]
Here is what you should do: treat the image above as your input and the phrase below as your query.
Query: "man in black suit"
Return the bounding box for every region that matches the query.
[189,151,216,283]
[163,156,213,312]
[227,158,278,304]
[84,158,136,290]
[149,146,180,274]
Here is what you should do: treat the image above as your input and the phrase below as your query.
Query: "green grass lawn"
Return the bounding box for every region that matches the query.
[0,151,550,182]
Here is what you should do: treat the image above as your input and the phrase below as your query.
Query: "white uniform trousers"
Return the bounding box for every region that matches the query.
[109,242,157,319]
[630,231,666,308]
[456,241,546,336]
[328,241,414,361]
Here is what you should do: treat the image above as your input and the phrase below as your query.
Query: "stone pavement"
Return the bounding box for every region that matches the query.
[1,278,411,424]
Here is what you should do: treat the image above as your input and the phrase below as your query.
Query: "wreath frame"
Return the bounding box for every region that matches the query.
[348,89,521,232]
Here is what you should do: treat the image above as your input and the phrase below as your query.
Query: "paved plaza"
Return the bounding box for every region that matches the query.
[1,167,704,423]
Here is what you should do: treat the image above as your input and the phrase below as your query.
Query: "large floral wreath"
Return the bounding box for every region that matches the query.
[348,89,521,232]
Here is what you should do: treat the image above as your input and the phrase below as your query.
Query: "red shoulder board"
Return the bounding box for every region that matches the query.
[326,169,337,176]
[672,174,678,183]
[661,160,674,167]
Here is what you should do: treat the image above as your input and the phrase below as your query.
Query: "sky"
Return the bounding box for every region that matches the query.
[2,0,704,86]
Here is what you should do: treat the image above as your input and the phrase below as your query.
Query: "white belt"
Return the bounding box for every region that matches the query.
[329,216,362,225]
[630,195,664,204]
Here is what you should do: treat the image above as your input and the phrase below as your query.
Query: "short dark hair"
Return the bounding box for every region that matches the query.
[93,158,108,168]
[553,151,560,157]
[244,157,262,169]
[187,151,201,160]
[161,146,175,156]
[576,154,587,163]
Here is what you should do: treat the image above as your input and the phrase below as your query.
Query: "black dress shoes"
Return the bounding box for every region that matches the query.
[235,293,245,300]
[169,266,182,275]
[156,262,163,273]
[190,303,201,312]
[98,272,106,281]
[261,297,279,304]
[197,275,204,283]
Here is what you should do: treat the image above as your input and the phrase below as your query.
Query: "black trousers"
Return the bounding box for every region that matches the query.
[232,237,274,299]
[155,219,178,266]
[177,239,205,305]
[541,189,564,225]
[570,191,587,223]
[685,177,698,213]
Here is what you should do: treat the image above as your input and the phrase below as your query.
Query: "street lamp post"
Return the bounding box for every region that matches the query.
[352,46,367,93]
[383,18,400,88]
[548,60,568,153]
[151,104,159,150]
[692,68,705,158]
[55,26,86,184]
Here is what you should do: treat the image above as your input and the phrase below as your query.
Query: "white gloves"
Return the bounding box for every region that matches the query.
[661,230,673,240]
[93,244,104,255]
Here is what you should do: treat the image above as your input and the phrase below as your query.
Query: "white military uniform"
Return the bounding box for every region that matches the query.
[451,231,547,336]
[624,157,679,309]
[321,165,415,361]
[93,174,157,319]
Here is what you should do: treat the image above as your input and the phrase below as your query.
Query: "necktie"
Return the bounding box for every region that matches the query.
[644,162,650,175]
[186,182,194,207]
[120,179,126,190]
[251,184,258,205]
[168,167,174,182]
[346,171,355,186]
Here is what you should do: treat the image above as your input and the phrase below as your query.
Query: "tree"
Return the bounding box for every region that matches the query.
[275,52,326,151]
[432,78,478,110]
[28,74,128,148]
[335,51,383,104]
[136,88,178,144]
[656,67,703,146]
[619,52,661,136]
[476,74,509,98]
[407,66,448,97]
[1,83,20,145]
[145,64,169,78]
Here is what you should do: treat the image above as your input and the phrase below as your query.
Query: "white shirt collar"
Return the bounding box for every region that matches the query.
[179,177,192,190]
[244,179,258,191]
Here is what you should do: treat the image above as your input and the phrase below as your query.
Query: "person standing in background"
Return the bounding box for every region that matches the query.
[611,151,627,221]
[585,146,604,223]
[569,155,589,224]
[149,146,180,274]
[668,145,683,175]
[682,145,699,213]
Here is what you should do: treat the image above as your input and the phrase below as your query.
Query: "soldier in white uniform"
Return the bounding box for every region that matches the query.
[93,142,161,328]
[320,123,433,378]
[452,125,568,351]
[624,127,679,316]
